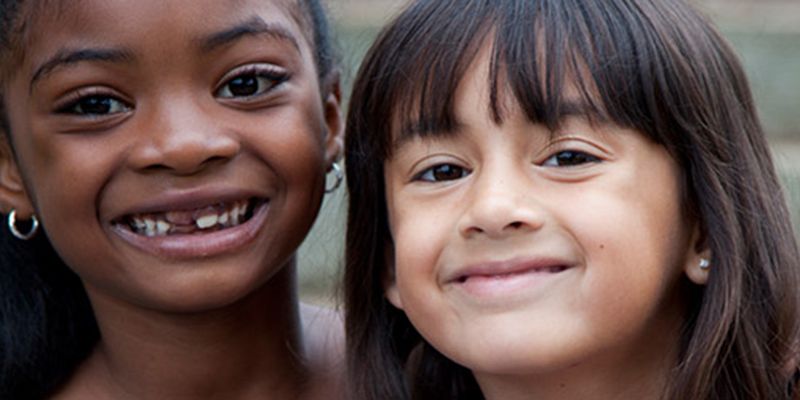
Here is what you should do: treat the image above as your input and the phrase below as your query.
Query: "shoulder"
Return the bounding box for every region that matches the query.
[299,302,347,400]
[300,301,344,361]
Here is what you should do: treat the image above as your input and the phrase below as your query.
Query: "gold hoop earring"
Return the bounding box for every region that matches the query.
[325,163,343,193]
[8,209,39,240]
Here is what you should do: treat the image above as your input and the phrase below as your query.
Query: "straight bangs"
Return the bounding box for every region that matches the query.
[363,0,617,159]
[356,0,757,168]
[356,0,716,164]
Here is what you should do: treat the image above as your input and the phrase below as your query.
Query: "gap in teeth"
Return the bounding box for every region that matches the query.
[128,199,254,237]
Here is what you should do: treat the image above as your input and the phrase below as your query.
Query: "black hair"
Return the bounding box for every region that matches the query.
[0,230,98,399]
[344,0,800,399]
[0,1,337,398]
[296,0,336,82]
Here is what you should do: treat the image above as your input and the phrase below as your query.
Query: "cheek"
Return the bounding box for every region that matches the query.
[562,179,688,328]
[34,145,111,209]
[35,190,119,294]
[22,136,114,240]
[248,123,328,255]
[386,192,451,307]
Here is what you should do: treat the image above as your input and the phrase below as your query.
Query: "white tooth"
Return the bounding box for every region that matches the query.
[218,211,229,226]
[232,203,241,218]
[133,217,147,232]
[156,220,171,236]
[231,209,240,225]
[238,202,248,217]
[144,219,156,237]
[196,214,219,229]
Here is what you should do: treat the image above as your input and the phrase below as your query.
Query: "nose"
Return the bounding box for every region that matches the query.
[127,97,240,175]
[458,164,546,239]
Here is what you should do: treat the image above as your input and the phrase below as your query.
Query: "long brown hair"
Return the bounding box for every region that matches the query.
[344,0,800,399]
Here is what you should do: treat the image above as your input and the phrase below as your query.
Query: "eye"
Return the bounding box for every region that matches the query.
[541,150,600,167]
[414,163,470,182]
[216,64,289,99]
[58,94,131,116]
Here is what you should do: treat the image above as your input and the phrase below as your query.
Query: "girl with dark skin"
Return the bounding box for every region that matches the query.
[0,1,345,399]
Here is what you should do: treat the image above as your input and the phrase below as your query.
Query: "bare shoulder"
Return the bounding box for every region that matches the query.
[299,302,347,400]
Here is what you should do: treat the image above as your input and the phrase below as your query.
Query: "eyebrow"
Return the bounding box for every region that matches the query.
[30,48,134,92]
[199,16,300,53]
[29,17,300,93]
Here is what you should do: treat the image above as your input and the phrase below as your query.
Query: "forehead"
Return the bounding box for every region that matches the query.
[25,0,298,26]
[14,0,310,77]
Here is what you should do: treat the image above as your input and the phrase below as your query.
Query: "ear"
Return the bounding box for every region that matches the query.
[0,136,34,217]
[382,243,404,310]
[321,71,344,166]
[385,277,404,310]
[683,223,711,285]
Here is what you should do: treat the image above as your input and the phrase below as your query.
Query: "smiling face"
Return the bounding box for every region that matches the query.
[383,47,701,392]
[0,0,341,312]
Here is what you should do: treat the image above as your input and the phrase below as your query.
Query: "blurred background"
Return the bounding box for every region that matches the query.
[297,0,800,304]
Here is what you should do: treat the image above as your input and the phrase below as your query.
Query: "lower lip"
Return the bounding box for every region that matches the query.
[110,202,269,260]
[451,267,569,301]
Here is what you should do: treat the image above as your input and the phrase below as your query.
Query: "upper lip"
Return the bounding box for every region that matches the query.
[445,257,574,284]
[107,186,270,221]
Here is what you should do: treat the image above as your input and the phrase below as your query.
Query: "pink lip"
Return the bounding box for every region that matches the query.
[449,258,571,283]
[110,201,269,259]
[446,258,572,299]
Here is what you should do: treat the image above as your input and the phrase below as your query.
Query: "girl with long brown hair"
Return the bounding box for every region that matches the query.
[344,0,800,398]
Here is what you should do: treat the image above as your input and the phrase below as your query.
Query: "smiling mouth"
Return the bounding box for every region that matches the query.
[454,264,569,284]
[115,198,268,237]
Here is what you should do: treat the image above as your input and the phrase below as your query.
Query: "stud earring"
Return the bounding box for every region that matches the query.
[699,258,710,270]
[325,163,343,193]
[8,209,39,240]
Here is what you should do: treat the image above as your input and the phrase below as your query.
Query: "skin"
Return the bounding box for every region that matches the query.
[0,0,344,399]
[384,44,709,400]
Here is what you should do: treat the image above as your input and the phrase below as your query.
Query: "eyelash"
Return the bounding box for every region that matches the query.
[414,163,471,182]
[413,150,601,183]
[541,150,601,167]
[54,64,289,118]
[215,64,290,100]
[55,89,131,117]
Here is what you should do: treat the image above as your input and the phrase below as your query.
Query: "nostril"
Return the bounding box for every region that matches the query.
[508,221,523,229]
[203,155,232,166]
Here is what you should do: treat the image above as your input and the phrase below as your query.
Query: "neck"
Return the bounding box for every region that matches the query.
[62,264,309,400]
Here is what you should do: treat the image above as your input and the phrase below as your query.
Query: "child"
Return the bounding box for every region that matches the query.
[0,0,344,399]
[344,0,800,399]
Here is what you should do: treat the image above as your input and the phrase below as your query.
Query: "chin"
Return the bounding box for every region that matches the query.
[127,268,275,314]
[437,330,587,378]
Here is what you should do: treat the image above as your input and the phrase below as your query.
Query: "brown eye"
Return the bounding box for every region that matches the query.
[59,95,130,116]
[226,75,261,97]
[216,65,289,99]
[542,151,600,167]
[416,164,470,182]
[218,74,274,98]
